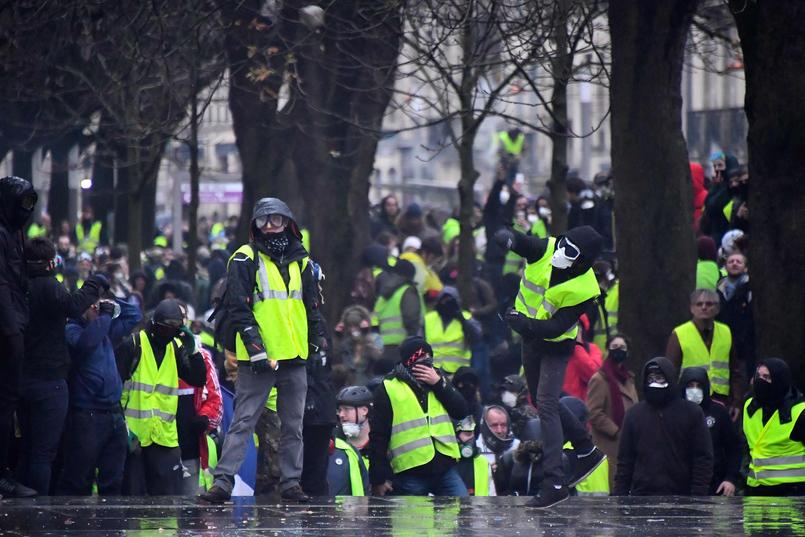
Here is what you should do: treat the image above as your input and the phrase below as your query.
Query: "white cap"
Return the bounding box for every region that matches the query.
[402,236,422,252]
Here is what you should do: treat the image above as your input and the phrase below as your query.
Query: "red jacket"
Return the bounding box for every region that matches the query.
[690,162,707,231]
[178,348,222,469]
[563,341,603,402]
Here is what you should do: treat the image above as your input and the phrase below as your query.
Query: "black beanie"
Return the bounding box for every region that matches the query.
[564,225,603,262]
[153,298,185,324]
[392,259,416,281]
[398,336,433,364]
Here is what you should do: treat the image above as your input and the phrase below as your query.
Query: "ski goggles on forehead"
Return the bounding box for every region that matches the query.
[556,237,580,260]
[255,214,289,229]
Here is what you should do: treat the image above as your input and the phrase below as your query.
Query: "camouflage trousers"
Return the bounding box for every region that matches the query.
[254,407,282,495]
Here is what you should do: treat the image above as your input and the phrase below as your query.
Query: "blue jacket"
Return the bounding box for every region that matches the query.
[65,298,142,410]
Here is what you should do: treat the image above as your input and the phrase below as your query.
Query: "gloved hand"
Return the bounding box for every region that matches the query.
[97,300,116,317]
[505,308,533,336]
[190,414,210,437]
[250,351,271,375]
[179,325,197,354]
[89,273,111,292]
[494,228,515,251]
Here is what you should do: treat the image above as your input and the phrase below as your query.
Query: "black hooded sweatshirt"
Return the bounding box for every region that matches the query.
[224,198,325,364]
[507,225,602,356]
[614,357,713,496]
[679,367,741,493]
[0,176,36,337]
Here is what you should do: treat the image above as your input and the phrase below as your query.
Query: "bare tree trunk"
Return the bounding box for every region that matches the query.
[126,147,144,271]
[548,0,571,235]
[609,0,698,373]
[12,149,32,182]
[457,134,480,306]
[731,0,805,389]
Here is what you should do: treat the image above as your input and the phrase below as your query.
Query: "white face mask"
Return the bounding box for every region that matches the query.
[390,246,400,258]
[527,214,538,224]
[342,422,362,438]
[501,391,518,408]
[686,387,704,405]
[551,249,575,269]
[499,189,510,204]
[349,329,362,340]
[538,206,552,219]
[648,381,669,389]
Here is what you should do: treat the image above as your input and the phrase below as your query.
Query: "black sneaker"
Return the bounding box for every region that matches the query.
[280,484,310,502]
[567,447,606,488]
[198,485,231,504]
[0,475,37,498]
[528,485,569,508]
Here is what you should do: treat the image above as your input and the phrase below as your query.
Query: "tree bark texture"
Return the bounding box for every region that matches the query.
[47,139,72,229]
[548,0,571,235]
[608,0,698,374]
[731,0,805,390]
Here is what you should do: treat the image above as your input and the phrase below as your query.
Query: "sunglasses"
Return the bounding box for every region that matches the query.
[156,318,183,329]
[557,237,580,259]
[255,214,289,229]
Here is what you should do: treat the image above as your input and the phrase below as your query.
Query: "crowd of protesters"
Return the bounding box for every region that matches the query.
[0,145,802,503]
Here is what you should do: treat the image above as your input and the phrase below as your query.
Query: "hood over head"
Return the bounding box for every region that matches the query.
[697,235,718,262]
[753,358,793,407]
[562,225,603,272]
[362,244,389,268]
[0,176,38,231]
[642,356,678,407]
[679,366,712,406]
[250,197,302,240]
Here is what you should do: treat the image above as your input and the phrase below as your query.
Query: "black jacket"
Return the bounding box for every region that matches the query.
[679,367,741,493]
[368,371,468,485]
[23,270,103,380]
[614,357,714,496]
[483,179,516,264]
[0,177,36,338]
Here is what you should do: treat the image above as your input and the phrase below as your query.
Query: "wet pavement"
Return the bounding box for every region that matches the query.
[0,495,803,536]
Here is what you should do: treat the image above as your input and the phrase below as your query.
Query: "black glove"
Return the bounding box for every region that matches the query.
[494,228,515,251]
[97,300,116,317]
[190,414,210,437]
[505,308,533,336]
[242,326,270,374]
[89,273,111,292]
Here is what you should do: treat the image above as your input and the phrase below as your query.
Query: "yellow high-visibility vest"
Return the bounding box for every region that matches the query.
[744,398,805,488]
[674,320,731,396]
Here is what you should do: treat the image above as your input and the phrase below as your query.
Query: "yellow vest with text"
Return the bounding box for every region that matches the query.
[384,378,460,473]
[743,398,805,487]
[515,237,600,342]
[231,245,309,362]
[424,310,472,374]
[335,437,365,496]
[76,221,102,253]
[674,320,731,396]
[121,330,181,448]
[373,284,418,346]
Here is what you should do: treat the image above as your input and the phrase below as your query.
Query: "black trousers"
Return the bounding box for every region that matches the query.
[301,424,332,496]
[122,445,183,495]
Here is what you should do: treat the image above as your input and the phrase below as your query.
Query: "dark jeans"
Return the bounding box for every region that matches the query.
[17,377,69,494]
[0,334,23,472]
[394,466,468,496]
[471,342,491,402]
[123,445,183,496]
[301,424,332,496]
[57,408,128,495]
[521,340,594,488]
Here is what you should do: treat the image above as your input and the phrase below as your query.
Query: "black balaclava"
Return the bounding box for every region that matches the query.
[480,405,515,454]
[453,366,480,405]
[550,225,603,286]
[753,358,792,408]
[0,176,37,231]
[150,298,185,348]
[392,336,434,390]
[643,357,677,407]
[435,286,461,324]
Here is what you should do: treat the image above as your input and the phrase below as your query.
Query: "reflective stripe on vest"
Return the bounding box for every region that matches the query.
[121,330,180,448]
[744,399,805,487]
[373,284,417,346]
[76,221,102,252]
[231,245,309,362]
[498,131,525,155]
[384,378,460,473]
[515,237,600,342]
[674,320,732,396]
[335,437,365,496]
[424,310,472,374]
[473,455,490,496]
